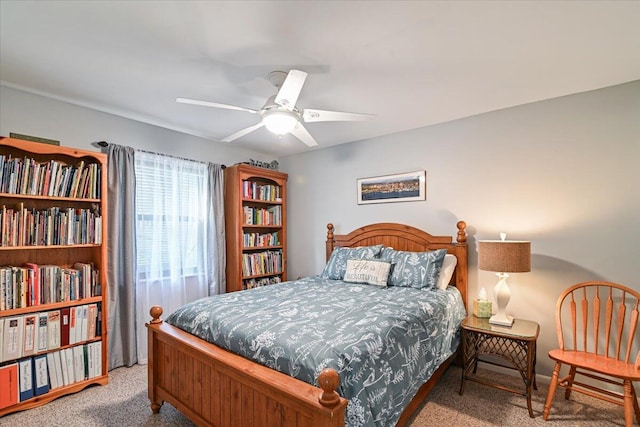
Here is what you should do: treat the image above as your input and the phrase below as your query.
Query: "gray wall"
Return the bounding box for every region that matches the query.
[0,85,272,165]
[279,80,640,379]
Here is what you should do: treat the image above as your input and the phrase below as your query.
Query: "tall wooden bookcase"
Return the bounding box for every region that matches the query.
[0,137,108,415]
[224,164,287,293]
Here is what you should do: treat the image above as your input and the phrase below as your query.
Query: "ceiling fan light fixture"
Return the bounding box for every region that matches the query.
[262,110,298,135]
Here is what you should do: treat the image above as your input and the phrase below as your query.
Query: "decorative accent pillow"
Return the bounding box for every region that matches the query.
[380,248,447,289]
[436,254,458,290]
[321,245,383,280]
[343,259,392,287]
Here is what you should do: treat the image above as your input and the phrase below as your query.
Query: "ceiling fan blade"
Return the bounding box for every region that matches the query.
[274,70,307,110]
[177,97,258,114]
[302,108,375,123]
[222,122,265,143]
[290,123,318,147]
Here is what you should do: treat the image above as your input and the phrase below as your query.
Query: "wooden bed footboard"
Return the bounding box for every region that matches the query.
[146,306,348,427]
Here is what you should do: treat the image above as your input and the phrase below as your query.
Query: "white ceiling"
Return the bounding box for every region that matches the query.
[1,1,639,157]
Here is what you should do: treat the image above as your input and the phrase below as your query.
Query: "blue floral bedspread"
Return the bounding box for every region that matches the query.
[165,276,466,427]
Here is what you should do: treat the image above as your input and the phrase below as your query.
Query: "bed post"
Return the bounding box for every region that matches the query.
[326,223,335,261]
[147,306,164,414]
[454,221,468,309]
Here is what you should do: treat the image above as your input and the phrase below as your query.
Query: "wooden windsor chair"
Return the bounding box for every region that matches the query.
[543,281,640,426]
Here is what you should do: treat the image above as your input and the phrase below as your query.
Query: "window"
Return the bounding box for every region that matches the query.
[134,151,209,282]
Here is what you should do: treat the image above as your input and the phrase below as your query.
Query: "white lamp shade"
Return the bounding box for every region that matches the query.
[262,110,298,135]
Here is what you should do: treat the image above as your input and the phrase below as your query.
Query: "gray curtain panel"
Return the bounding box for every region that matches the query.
[208,163,226,295]
[107,144,138,369]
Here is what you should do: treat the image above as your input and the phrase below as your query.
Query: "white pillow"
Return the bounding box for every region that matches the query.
[343,259,392,287]
[436,254,457,290]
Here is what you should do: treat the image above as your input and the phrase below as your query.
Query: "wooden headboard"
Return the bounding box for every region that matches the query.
[325,221,468,308]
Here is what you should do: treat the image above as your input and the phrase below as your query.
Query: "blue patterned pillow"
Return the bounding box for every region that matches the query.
[380,248,447,289]
[321,245,383,280]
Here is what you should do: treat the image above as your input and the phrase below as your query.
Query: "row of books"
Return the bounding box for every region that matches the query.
[241,250,283,277]
[242,181,281,202]
[0,341,102,409]
[0,304,101,363]
[243,276,281,290]
[0,155,101,199]
[1,263,100,310]
[243,231,280,248]
[0,204,102,247]
[243,205,282,226]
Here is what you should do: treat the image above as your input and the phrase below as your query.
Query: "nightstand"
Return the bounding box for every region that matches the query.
[459,315,540,418]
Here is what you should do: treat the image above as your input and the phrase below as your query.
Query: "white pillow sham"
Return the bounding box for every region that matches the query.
[436,254,457,290]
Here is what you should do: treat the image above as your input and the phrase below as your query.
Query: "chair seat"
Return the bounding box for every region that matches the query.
[549,349,640,381]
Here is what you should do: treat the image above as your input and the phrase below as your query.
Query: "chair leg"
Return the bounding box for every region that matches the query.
[623,380,636,427]
[628,381,640,426]
[564,365,576,400]
[543,362,562,421]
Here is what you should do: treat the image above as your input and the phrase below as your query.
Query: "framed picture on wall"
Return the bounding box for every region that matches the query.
[357,170,426,204]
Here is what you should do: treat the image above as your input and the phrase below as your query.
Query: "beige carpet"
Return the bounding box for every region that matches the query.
[1,363,631,426]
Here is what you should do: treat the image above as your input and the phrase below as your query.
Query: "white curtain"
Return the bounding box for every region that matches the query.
[133,151,211,364]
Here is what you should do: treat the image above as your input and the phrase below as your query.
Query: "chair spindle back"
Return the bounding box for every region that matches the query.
[556,281,640,364]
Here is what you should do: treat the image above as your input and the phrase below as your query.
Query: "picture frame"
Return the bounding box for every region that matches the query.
[357,170,426,204]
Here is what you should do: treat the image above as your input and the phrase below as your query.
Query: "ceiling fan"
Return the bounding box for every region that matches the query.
[177,70,374,147]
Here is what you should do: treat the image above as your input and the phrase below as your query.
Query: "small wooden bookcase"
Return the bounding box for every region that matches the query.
[224,163,288,292]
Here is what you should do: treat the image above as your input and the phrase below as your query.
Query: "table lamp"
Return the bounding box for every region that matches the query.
[478,233,531,326]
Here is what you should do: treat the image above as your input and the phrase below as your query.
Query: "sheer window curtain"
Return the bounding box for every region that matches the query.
[107,145,225,368]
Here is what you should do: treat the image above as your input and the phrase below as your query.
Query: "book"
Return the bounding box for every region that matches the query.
[23,262,40,306]
[86,342,94,380]
[95,304,102,337]
[52,351,64,388]
[22,314,38,357]
[62,348,75,385]
[73,345,86,382]
[2,316,24,362]
[87,303,98,340]
[33,354,49,396]
[94,340,102,378]
[47,310,61,350]
[60,306,70,347]
[46,353,59,390]
[0,316,3,363]
[36,312,48,352]
[87,341,103,379]
[58,349,69,386]
[68,306,77,345]
[79,305,88,342]
[18,358,34,402]
[0,363,19,409]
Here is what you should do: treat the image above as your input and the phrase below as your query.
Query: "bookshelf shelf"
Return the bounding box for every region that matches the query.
[0,137,108,416]
[0,296,103,317]
[224,164,288,292]
[243,245,283,251]
[0,192,101,203]
[0,244,101,251]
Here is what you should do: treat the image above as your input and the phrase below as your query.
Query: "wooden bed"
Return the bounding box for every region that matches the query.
[146,221,468,427]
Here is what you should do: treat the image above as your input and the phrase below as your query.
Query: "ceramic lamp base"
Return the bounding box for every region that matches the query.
[489,272,514,327]
[489,312,514,326]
